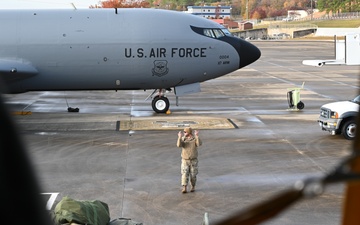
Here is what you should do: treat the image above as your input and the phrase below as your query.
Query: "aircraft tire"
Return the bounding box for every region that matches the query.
[152,96,170,113]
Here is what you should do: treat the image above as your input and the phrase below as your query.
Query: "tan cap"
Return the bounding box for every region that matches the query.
[184,127,192,134]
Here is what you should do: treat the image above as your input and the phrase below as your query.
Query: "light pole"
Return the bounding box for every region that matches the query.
[246,0,249,20]
[201,1,204,18]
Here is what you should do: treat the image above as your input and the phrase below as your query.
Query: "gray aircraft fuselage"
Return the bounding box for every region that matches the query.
[0,8,261,112]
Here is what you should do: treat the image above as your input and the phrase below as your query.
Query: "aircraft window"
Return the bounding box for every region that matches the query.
[221,28,233,36]
[203,29,215,38]
[213,29,225,38]
[190,26,230,39]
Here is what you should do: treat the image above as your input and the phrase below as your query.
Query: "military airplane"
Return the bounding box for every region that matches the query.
[0,8,261,113]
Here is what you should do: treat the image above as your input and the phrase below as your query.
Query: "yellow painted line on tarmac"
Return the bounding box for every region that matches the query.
[12,111,32,115]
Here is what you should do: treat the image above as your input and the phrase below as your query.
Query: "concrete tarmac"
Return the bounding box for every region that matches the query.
[4,40,360,225]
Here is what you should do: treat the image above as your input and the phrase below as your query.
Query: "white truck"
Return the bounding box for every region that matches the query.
[318,96,359,140]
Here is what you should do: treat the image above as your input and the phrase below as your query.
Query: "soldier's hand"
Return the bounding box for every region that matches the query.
[195,130,199,136]
[178,131,182,137]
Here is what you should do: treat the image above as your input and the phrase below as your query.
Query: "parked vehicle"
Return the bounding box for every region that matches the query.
[272,33,291,39]
[318,96,360,140]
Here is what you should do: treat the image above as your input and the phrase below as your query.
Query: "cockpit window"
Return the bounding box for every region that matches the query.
[221,28,233,36]
[203,28,227,39]
[191,26,232,39]
[213,29,225,38]
[203,29,215,38]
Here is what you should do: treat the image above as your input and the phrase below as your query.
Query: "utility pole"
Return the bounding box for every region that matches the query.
[246,0,249,20]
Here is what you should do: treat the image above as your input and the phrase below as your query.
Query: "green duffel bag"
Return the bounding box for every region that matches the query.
[109,218,143,225]
[54,196,110,225]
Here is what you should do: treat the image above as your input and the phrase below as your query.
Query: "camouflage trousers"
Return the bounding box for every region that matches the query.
[181,158,198,186]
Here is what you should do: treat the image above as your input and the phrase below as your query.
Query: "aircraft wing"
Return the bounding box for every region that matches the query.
[0,59,38,82]
[302,59,345,67]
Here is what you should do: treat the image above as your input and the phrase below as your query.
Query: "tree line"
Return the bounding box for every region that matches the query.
[91,0,360,19]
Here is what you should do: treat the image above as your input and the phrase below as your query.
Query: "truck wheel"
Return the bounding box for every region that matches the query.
[342,120,356,140]
[297,101,304,110]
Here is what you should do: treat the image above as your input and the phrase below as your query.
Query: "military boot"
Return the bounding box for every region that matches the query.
[181,185,187,193]
[190,186,195,192]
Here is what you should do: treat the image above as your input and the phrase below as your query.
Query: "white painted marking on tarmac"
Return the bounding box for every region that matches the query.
[265,61,359,89]
[186,107,248,114]
[282,138,326,172]
[210,173,323,186]
[256,60,358,100]
[35,132,58,136]
[246,117,262,123]
[41,192,59,210]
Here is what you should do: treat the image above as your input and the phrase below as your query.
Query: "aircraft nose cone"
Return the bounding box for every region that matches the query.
[238,40,261,69]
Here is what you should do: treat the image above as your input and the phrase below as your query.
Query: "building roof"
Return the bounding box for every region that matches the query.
[187,6,231,9]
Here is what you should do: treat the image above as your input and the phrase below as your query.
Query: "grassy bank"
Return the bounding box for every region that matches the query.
[293,19,360,28]
[255,18,360,28]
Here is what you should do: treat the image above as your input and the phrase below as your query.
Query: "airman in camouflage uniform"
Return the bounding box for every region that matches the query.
[176,127,202,193]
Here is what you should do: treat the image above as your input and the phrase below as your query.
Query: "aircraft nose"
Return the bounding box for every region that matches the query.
[239,41,261,68]
[238,39,261,69]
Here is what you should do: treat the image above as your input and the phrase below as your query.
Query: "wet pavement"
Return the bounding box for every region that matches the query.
[4,40,360,225]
